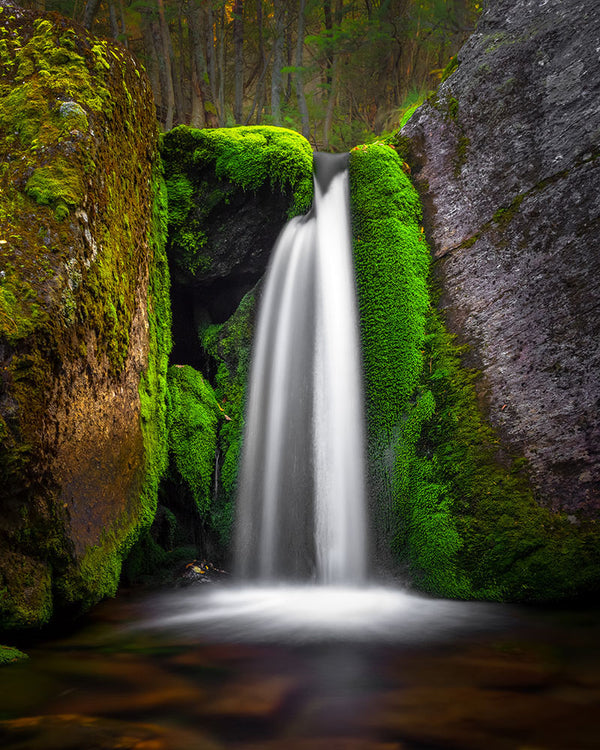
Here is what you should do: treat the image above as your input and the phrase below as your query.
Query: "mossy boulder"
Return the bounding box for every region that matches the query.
[351,140,600,602]
[161,125,313,371]
[159,126,312,555]
[0,4,170,628]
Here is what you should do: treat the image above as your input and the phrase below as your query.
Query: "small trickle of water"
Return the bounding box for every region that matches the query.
[235,153,367,584]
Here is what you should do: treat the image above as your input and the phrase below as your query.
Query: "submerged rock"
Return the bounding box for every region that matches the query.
[401,0,600,514]
[0,5,170,628]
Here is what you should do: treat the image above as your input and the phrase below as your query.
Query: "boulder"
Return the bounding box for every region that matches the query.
[401,0,600,514]
[0,4,170,627]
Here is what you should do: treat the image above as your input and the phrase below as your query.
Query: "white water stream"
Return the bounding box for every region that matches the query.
[135,155,506,645]
[234,153,367,583]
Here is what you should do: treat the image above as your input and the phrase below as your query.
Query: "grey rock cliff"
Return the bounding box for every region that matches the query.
[402,0,600,513]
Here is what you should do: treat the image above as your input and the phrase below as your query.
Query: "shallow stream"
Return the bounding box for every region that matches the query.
[1,584,599,749]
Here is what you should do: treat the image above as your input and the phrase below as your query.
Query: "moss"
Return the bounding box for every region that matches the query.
[399,103,421,129]
[162,125,313,219]
[414,308,600,601]
[453,135,470,177]
[201,289,257,546]
[0,644,28,666]
[25,157,83,220]
[349,142,430,538]
[441,55,459,82]
[350,139,600,602]
[138,168,172,530]
[0,268,46,342]
[447,95,459,121]
[492,193,525,229]
[166,364,222,516]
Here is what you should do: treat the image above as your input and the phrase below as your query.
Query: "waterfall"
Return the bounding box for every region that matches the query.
[234,152,367,584]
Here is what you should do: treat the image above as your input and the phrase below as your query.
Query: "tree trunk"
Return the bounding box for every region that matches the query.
[139,7,160,103]
[81,0,102,29]
[187,3,219,128]
[157,0,175,130]
[285,14,293,104]
[233,0,244,124]
[255,0,266,123]
[119,0,128,47]
[295,0,310,138]
[109,2,119,40]
[323,0,333,91]
[271,0,285,125]
[323,55,339,149]
[215,2,226,124]
[166,11,184,124]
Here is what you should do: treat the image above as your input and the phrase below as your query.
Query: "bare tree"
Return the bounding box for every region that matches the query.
[187,0,219,128]
[157,0,175,129]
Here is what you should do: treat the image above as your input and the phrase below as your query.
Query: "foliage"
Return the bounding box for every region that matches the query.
[17,0,480,149]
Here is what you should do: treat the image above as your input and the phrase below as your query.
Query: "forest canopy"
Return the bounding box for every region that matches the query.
[17,0,481,150]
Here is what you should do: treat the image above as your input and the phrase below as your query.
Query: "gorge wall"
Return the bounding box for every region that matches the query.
[401,0,600,515]
[0,4,170,627]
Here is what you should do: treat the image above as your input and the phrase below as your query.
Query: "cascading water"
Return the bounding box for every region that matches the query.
[137,154,504,644]
[234,152,367,584]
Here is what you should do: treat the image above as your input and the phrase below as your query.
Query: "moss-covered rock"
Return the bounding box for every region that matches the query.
[161,125,313,355]
[401,0,600,517]
[159,126,312,555]
[201,288,258,549]
[0,4,170,628]
[350,141,600,602]
[165,365,221,516]
[0,644,28,666]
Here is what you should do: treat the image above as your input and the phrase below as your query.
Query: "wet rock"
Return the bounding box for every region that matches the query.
[401,0,600,513]
[0,714,221,750]
[178,560,230,585]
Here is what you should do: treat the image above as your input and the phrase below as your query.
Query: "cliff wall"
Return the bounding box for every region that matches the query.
[401,0,600,514]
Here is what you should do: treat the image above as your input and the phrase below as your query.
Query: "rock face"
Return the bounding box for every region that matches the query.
[402,0,600,514]
[0,5,170,627]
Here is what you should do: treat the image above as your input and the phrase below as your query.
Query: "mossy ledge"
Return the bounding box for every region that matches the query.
[350,143,600,602]
[0,4,170,629]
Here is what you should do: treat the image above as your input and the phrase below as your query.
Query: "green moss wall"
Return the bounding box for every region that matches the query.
[0,7,170,628]
[158,126,313,556]
[350,143,600,602]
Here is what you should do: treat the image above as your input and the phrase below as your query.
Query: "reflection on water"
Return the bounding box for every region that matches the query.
[1,586,599,749]
[135,584,507,644]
